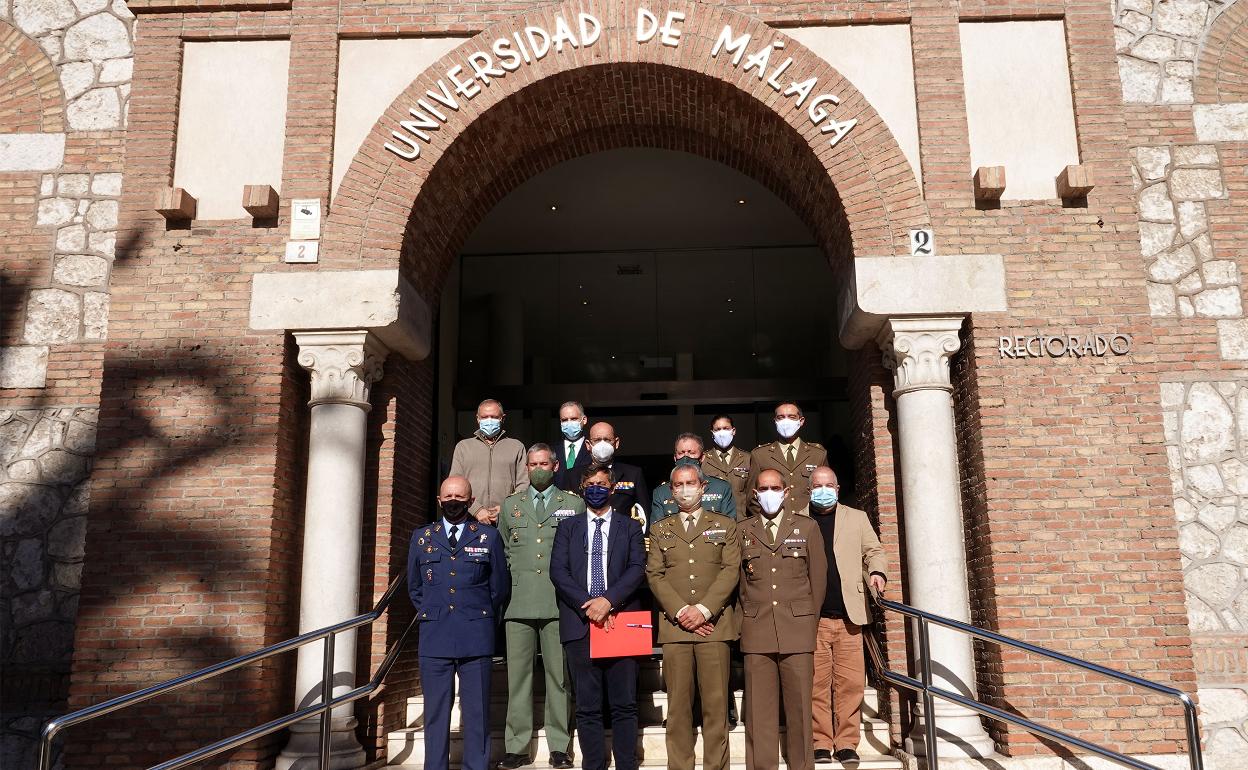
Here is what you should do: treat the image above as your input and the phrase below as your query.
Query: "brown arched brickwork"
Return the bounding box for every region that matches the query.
[1196,0,1248,102]
[327,0,928,294]
[0,21,65,132]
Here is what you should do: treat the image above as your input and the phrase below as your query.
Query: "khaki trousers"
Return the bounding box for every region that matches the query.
[663,641,731,770]
[812,617,866,752]
[743,652,813,770]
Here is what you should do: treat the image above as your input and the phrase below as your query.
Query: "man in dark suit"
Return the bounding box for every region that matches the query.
[550,463,648,770]
[554,400,592,493]
[408,475,510,770]
[584,421,651,532]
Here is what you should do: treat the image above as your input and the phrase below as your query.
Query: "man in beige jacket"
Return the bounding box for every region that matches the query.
[805,466,887,765]
[448,398,527,525]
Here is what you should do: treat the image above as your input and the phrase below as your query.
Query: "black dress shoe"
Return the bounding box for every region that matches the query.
[497,753,532,769]
[550,751,574,769]
[834,748,860,764]
[814,749,834,764]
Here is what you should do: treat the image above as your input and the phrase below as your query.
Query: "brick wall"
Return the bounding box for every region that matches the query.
[1,0,1230,766]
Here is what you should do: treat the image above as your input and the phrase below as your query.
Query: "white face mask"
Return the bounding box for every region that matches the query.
[756,489,785,516]
[591,440,615,463]
[712,429,734,449]
[775,418,801,439]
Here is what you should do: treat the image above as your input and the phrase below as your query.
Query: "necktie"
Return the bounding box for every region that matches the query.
[448,523,459,549]
[535,490,547,519]
[766,519,777,545]
[567,442,576,470]
[785,444,795,465]
[590,518,606,598]
[685,513,695,532]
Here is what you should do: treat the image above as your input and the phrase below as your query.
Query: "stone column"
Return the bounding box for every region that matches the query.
[277,330,387,770]
[876,317,996,759]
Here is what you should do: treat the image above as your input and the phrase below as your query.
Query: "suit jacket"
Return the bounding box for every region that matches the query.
[408,519,510,658]
[554,437,592,492]
[497,488,586,620]
[701,446,752,514]
[747,440,828,516]
[803,503,887,626]
[646,510,740,643]
[737,512,827,655]
[549,509,647,643]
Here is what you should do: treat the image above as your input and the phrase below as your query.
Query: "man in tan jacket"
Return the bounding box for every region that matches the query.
[646,464,740,770]
[739,469,827,770]
[805,466,887,765]
[448,398,527,525]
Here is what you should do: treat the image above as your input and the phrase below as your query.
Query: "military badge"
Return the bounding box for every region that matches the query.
[426,546,434,553]
[512,510,522,518]
[425,568,433,582]
[704,529,726,543]
[469,523,479,532]
[743,537,753,546]
[479,533,487,543]
[418,537,426,545]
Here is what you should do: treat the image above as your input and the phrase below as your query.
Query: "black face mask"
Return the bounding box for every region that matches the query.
[441,499,471,523]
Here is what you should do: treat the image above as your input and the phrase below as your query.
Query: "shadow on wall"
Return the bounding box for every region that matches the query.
[0,219,306,768]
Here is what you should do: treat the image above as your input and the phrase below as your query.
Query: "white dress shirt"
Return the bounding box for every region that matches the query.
[443,520,464,542]
[565,437,585,465]
[585,509,612,593]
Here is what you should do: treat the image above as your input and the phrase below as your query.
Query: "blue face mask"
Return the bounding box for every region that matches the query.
[810,487,838,509]
[561,420,583,440]
[583,484,611,509]
[478,417,501,437]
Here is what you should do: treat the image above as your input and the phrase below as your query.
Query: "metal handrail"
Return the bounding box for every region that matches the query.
[38,569,414,770]
[865,593,1204,770]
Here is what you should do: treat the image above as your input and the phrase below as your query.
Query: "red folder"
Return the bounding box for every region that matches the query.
[589,610,653,658]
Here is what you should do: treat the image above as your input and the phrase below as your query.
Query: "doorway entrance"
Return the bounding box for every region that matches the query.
[434,148,856,497]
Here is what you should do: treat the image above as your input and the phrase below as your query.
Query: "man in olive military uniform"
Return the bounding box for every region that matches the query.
[738,469,827,770]
[646,463,740,770]
[408,476,511,770]
[747,403,827,517]
[702,415,752,514]
[496,444,582,770]
[651,434,737,525]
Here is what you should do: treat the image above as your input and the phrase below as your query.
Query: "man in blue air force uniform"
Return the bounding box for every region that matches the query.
[408,475,510,770]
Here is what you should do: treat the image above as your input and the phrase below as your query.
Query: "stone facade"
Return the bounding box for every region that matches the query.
[0,407,96,770]
[0,0,129,766]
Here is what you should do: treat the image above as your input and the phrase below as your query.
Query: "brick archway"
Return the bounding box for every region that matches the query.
[0,21,65,133]
[326,0,928,291]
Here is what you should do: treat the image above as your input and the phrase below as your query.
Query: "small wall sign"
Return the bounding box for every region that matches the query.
[285,241,319,263]
[909,228,934,256]
[999,333,1132,359]
[290,199,321,240]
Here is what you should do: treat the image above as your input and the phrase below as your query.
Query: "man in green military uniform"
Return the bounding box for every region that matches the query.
[646,463,740,770]
[651,434,737,525]
[747,402,827,517]
[496,443,583,770]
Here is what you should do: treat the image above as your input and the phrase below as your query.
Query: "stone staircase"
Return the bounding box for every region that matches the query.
[386,657,902,769]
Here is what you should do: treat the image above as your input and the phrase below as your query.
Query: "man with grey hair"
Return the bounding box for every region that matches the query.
[449,398,528,525]
[496,443,582,769]
[651,432,738,526]
[554,400,591,492]
[646,463,740,770]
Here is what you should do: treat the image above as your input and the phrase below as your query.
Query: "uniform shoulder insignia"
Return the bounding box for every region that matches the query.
[469,523,479,532]
[807,441,826,450]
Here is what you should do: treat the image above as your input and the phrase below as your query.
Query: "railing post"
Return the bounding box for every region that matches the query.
[1180,695,1204,770]
[320,633,336,769]
[919,617,939,770]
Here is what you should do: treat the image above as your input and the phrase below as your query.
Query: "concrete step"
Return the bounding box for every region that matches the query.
[406,686,883,732]
[389,761,903,770]
[386,721,895,765]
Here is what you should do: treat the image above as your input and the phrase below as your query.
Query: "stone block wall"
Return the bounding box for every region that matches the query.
[0,0,131,763]
[1116,0,1248,762]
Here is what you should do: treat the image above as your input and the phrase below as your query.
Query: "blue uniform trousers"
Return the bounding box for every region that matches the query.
[420,655,492,770]
[565,636,639,770]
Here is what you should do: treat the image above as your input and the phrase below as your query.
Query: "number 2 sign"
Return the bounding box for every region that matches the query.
[909,228,935,256]
[285,241,319,263]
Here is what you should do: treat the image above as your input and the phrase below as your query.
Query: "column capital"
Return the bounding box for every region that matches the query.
[294,330,387,409]
[876,316,965,396]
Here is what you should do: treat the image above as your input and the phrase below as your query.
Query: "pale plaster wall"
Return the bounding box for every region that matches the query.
[786,24,921,190]
[331,37,467,198]
[959,20,1081,201]
[172,40,290,220]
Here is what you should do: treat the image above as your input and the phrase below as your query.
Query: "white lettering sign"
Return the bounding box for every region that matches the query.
[285,240,319,263]
[998,333,1132,359]
[384,6,859,161]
